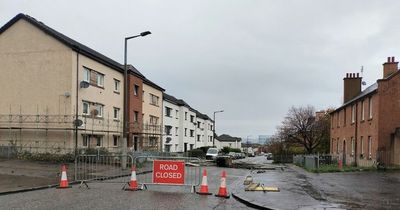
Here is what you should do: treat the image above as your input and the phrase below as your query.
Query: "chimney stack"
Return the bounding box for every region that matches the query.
[383,56,398,78]
[343,72,362,103]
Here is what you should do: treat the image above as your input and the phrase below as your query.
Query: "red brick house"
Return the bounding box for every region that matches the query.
[330,57,400,166]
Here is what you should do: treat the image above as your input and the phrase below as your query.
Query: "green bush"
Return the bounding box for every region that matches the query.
[188,149,205,158]
[17,151,75,163]
[221,147,241,154]
[78,147,109,155]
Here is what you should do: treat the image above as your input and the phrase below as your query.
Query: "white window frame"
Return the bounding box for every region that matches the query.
[82,101,90,115]
[351,137,355,156]
[113,107,120,120]
[368,97,373,119]
[96,72,104,87]
[96,104,104,118]
[368,136,372,159]
[82,135,89,147]
[113,136,119,147]
[360,136,364,155]
[114,79,120,92]
[150,94,159,106]
[83,67,90,82]
[351,105,355,123]
[95,136,102,147]
[134,85,139,96]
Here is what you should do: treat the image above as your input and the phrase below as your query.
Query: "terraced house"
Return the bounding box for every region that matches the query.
[330,57,400,167]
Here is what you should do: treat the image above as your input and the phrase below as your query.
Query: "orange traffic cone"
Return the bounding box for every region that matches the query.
[125,165,139,191]
[196,168,212,195]
[57,164,71,189]
[215,170,230,198]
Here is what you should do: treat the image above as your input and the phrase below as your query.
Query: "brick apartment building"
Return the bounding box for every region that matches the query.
[330,57,400,166]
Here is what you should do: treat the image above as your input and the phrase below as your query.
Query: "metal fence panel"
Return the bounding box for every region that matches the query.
[74,154,134,187]
[0,145,17,159]
[134,156,201,192]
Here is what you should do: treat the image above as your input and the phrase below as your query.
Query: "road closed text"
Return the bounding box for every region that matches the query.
[153,160,185,184]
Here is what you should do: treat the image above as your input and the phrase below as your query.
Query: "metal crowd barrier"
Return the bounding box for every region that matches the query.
[74,154,134,188]
[134,156,202,193]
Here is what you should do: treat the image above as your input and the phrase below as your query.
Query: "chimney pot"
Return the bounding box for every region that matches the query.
[357,73,359,77]
[388,57,391,62]
[392,56,395,62]
[353,73,356,78]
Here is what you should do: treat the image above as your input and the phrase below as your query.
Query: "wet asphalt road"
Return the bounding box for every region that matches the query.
[0,166,254,210]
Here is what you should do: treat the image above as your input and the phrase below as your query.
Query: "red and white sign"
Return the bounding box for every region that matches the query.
[153,160,185,185]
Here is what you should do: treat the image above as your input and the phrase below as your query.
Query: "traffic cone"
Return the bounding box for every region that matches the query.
[125,165,139,191]
[196,168,212,195]
[215,170,230,198]
[57,164,71,189]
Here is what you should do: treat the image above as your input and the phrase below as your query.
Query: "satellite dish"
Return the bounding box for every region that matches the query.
[166,137,172,143]
[362,81,367,86]
[80,81,90,88]
[73,119,83,127]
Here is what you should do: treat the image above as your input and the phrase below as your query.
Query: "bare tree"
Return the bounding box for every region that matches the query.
[277,105,330,154]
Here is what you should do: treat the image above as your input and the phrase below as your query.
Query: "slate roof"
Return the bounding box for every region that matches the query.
[216,134,242,142]
[162,92,212,121]
[332,82,378,113]
[0,13,165,91]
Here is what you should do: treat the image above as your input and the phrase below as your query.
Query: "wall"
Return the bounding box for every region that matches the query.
[142,82,163,151]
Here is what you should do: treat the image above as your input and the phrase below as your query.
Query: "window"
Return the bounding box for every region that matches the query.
[351,105,355,123]
[83,67,90,82]
[184,128,187,137]
[360,136,364,155]
[337,112,340,127]
[175,127,178,136]
[190,129,194,137]
[150,94,159,106]
[113,136,119,147]
[83,135,89,147]
[149,137,157,146]
[210,125,213,131]
[368,97,373,119]
[114,79,120,92]
[83,101,90,115]
[134,111,139,122]
[351,137,355,156]
[368,136,372,159]
[149,115,159,125]
[176,110,179,119]
[95,136,102,147]
[197,121,201,128]
[113,107,120,120]
[361,100,365,121]
[165,107,172,117]
[165,126,172,135]
[197,135,201,142]
[134,85,139,96]
[96,104,104,117]
[96,72,104,87]
[190,115,194,123]
[209,136,213,142]
[185,112,188,120]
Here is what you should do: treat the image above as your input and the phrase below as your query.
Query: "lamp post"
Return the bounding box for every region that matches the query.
[212,110,224,147]
[122,31,151,169]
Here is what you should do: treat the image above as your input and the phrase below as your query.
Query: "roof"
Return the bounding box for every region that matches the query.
[0,13,125,73]
[162,92,212,121]
[0,13,165,92]
[216,134,242,142]
[332,82,378,113]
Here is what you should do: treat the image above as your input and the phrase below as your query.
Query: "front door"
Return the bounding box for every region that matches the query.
[184,143,188,152]
[134,136,138,151]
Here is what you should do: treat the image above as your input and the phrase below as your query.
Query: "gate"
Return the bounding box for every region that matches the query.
[74,154,134,188]
[134,156,202,192]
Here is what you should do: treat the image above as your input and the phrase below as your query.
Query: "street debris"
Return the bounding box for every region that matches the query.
[242,175,280,192]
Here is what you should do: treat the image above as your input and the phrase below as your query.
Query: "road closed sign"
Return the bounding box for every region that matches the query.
[153,160,185,185]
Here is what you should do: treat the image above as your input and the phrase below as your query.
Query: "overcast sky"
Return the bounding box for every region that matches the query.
[2,0,400,139]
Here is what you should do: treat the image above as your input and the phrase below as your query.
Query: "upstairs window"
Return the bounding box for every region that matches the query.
[82,101,90,115]
[134,111,139,122]
[190,115,195,123]
[343,108,346,126]
[165,126,172,135]
[96,72,104,87]
[361,100,365,121]
[83,67,90,82]
[113,107,120,120]
[197,121,201,128]
[134,85,139,96]
[150,94,159,106]
[351,105,355,123]
[185,112,188,120]
[190,129,194,137]
[176,110,179,119]
[165,107,172,117]
[150,115,159,125]
[96,104,104,117]
[114,79,120,93]
[368,97,373,119]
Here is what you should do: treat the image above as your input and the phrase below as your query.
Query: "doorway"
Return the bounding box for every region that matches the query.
[343,140,346,165]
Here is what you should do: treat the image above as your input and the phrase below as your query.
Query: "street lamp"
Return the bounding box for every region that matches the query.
[122,31,151,169]
[213,110,224,147]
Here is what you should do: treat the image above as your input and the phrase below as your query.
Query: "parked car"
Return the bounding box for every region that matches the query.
[228,152,237,159]
[206,148,219,160]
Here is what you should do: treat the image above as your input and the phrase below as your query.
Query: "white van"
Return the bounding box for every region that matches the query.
[206,148,219,160]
